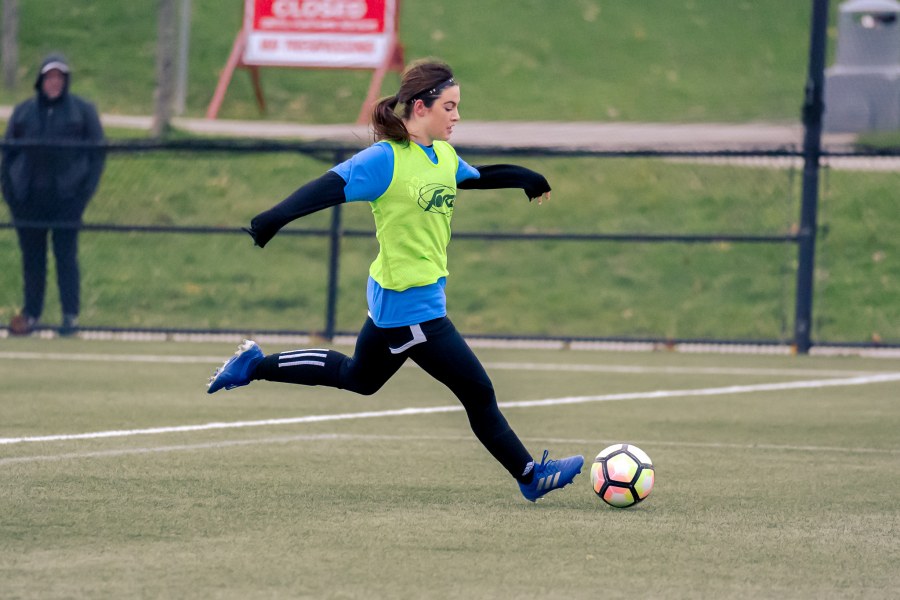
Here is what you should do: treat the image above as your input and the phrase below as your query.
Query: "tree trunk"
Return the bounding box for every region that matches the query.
[151,0,177,138]
[2,0,19,90]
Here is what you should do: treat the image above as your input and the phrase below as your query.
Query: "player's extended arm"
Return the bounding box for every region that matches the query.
[243,171,346,248]
[457,164,551,201]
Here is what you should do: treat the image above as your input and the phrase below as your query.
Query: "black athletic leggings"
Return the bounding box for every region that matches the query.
[252,316,533,480]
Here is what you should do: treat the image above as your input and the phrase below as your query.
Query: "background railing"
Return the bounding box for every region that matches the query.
[2,138,898,349]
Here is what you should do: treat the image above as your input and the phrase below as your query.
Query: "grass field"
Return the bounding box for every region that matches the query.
[2,150,897,343]
[3,4,899,599]
[3,1,897,345]
[1,337,898,598]
[0,0,824,123]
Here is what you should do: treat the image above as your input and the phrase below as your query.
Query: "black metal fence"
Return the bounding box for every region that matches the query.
[2,136,898,349]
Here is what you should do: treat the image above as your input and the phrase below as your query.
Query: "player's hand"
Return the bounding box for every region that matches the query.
[522,171,551,203]
[242,225,272,248]
[532,191,551,205]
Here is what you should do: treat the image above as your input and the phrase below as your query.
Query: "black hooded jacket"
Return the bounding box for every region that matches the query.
[1,54,106,221]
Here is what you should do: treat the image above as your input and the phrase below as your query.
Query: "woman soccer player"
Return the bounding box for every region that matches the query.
[207,59,583,502]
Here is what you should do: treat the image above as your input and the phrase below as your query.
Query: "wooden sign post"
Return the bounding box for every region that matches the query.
[207,0,404,123]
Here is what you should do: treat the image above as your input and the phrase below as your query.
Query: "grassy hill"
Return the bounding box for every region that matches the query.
[0,148,896,344]
[1,1,896,345]
[1,0,826,124]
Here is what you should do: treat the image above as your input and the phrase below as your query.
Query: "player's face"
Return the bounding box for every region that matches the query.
[41,70,66,100]
[422,85,460,142]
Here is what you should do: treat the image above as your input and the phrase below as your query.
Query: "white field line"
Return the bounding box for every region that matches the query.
[0,351,227,364]
[2,432,898,466]
[498,372,900,409]
[1,372,898,447]
[482,362,889,378]
[528,437,900,456]
[0,433,396,465]
[0,350,890,378]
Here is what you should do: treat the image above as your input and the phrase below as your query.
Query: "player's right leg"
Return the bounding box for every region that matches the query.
[207,339,265,393]
[407,317,584,501]
[207,318,405,395]
[405,318,535,476]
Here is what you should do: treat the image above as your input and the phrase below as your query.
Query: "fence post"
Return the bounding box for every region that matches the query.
[793,0,829,355]
[152,0,177,138]
[2,0,18,90]
[323,150,347,340]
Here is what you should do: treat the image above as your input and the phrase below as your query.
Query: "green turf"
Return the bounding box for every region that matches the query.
[3,2,896,344]
[1,151,897,343]
[0,0,829,123]
[1,338,899,598]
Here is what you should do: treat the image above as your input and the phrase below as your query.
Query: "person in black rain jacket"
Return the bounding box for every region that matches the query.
[2,53,105,336]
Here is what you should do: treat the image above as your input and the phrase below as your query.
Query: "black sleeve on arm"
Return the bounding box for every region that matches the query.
[244,170,346,248]
[456,164,551,201]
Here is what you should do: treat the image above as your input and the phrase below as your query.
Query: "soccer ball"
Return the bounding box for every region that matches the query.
[591,444,655,508]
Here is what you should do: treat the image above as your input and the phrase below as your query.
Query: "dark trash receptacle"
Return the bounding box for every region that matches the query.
[825,0,900,132]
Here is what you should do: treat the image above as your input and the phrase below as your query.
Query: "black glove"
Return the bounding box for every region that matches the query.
[242,225,267,248]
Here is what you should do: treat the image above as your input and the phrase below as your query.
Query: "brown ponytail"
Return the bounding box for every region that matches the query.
[371,58,456,143]
[371,94,409,143]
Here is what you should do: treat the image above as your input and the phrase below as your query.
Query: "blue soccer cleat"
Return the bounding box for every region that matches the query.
[519,450,585,502]
[207,340,264,394]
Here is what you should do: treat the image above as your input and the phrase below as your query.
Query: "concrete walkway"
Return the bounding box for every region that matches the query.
[112,115,859,151]
[0,105,857,150]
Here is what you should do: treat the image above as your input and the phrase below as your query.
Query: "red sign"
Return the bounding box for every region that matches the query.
[243,0,396,68]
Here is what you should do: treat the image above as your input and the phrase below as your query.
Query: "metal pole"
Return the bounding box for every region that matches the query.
[151,0,177,138]
[793,0,829,354]
[324,151,347,340]
[1,0,19,90]
[175,0,191,115]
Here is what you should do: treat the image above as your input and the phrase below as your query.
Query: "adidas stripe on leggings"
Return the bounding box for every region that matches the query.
[251,316,533,481]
